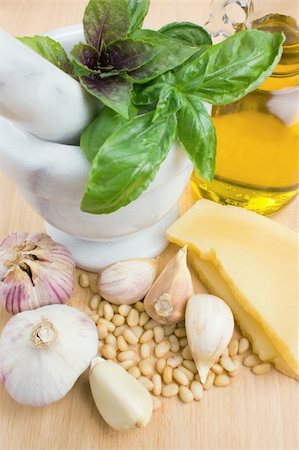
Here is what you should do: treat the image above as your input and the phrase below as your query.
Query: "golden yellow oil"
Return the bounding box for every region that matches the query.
[192,14,299,215]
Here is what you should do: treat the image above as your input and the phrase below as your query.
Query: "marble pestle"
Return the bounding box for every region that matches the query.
[0,28,98,144]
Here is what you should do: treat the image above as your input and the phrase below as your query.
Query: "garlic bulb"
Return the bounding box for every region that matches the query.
[0,304,98,406]
[0,232,75,314]
[98,258,157,305]
[144,246,193,324]
[185,294,234,383]
[89,357,153,431]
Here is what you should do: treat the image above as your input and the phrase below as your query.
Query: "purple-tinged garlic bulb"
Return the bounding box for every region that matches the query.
[0,232,75,314]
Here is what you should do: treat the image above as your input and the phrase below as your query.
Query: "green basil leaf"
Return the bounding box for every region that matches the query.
[128,0,150,35]
[83,0,130,50]
[177,95,216,180]
[159,22,212,47]
[81,112,177,214]
[80,107,128,163]
[108,38,156,71]
[153,86,183,122]
[18,36,75,76]
[132,72,175,106]
[80,74,133,119]
[129,30,197,83]
[176,30,285,104]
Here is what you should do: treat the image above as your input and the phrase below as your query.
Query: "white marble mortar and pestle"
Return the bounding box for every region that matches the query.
[0,25,200,271]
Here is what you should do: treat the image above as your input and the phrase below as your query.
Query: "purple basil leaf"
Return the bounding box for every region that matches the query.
[83,0,130,50]
[108,39,155,71]
[80,74,133,118]
[71,43,101,71]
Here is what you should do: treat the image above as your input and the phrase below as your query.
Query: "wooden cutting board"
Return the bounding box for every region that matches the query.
[0,1,298,449]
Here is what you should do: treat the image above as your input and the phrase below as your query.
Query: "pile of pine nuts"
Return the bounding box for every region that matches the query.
[79,272,272,410]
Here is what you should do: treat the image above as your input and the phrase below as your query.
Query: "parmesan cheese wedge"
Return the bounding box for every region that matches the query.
[167,199,299,380]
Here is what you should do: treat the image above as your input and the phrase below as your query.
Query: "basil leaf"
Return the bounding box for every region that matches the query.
[81,112,177,214]
[129,30,197,83]
[80,74,132,118]
[153,86,183,122]
[128,0,150,35]
[83,0,130,50]
[18,36,75,76]
[176,30,285,104]
[80,107,128,163]
[71,43,101,73]
[132,72,175,106]
[108,39,155,71]
[159,22,212,47]
[177,95,216,180]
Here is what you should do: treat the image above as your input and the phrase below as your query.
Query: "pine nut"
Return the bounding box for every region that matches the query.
[252,363,271,375]
[101,344,116,360]
[89,277,98,294]
[97,301,105,317]
[155,340,171,358]
[203,372,215,390]
[221,347,229,357]
[179,366,194,381]
[139,360,154,377]
[139,311,150,326]
[211,363,223,375]
[151,395,161,411]
[162,366,173,384]
[174,328,186,338]
[112,314,125,327]
[128,366,141,379]
[120,360,135,370]
[182,360,197,374]
[144,319,159,330]
[162,383,179,398]
[228,359,241,377]
[173,368,189,386]
[140,329,154,343]
[179,386,194,403]
[97,324,108,340]
[182,345,192,360]
[156,358,166,374]
[153,326,164,344]
[220,356,236,373]
[117,335,128,352]
[131,326,144,339]
[90,314,99,323]
[152,374,162,396]
[118,304,131,317]
[98,318,115,332]
[105,334,117,346]
[135,301,145,312]
[169,335,180,353]
[228,339,239,357]
[79,273,89,288]
[214,374,231,387]
[140,343,151,359]
[167,355,183,369]
[190,381,203,401]
[194,373,200,382]
[89,294,101,311]
[127,309,139,327]
[118,350,135,362]
[239,337,250,354]
[139,376,154,392]
[163,325,176,336]
[243,354,260,367]
[123,328,138,345]
[114,325,128,337]
[180,337,188,347]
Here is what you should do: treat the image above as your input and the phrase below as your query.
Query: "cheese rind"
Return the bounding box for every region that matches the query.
[167,200,299,379]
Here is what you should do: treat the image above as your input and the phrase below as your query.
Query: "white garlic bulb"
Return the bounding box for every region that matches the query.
[98,258,157,305]
[0,232,75,314]
[185,294,234,383]
[0,304,98,406]
[89,357,153,431]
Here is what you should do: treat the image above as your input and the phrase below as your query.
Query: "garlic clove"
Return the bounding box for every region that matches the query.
[97,258,157,305]
[144,246,193,325]
[89,357,153,431]
[185,294,234,383]
[0,304,98,406]
[0,232,75,314]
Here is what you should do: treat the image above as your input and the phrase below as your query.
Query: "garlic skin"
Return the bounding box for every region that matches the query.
[98,258,157,305]
[89,357,153,431]
[0,232,75,314]
[0,304,98,406]
[144,246,193,325]
[185,294,234,383]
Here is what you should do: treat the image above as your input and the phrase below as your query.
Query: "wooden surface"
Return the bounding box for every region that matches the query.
[0,1,298,449]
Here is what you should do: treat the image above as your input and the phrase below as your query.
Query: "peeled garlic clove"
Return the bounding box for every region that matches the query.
[0,232,75,314]
[144,246,193,325]
[0,304,98,406]
[185,294,234,384]
[89,357,153,431]
[97,258,157,305]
